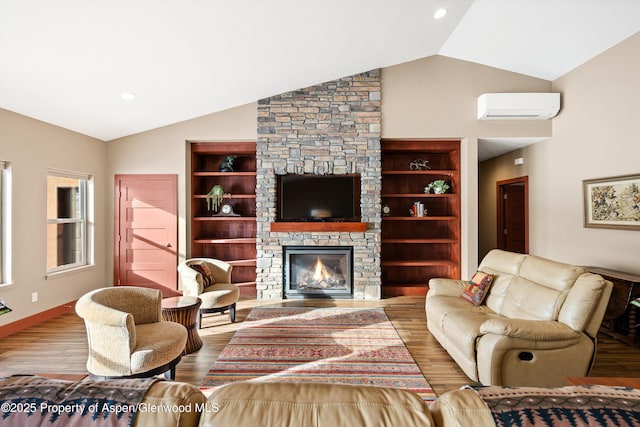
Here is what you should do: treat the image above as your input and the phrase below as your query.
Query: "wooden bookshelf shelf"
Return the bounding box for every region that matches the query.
[193,194,256,199]
[193,237,257,244]
[383,238,457,244]
[383,216,457,221]
[193,216,256,221]
[383,193,456,198]
[382,260,458,267]
[382,170,459,176]
[192,171,257,177]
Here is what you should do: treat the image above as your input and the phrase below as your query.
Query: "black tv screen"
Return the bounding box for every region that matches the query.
[277,174,361,221]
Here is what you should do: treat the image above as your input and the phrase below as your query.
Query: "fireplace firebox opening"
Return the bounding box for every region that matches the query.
[284,246,354,299]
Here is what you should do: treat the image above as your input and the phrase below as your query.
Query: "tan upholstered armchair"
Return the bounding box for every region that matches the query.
[178,258,240,327]
[76,286,187,380]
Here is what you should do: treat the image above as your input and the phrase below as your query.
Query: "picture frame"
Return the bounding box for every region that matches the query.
[583,173,640,230]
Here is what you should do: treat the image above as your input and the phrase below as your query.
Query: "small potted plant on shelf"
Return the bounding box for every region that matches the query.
[424,180,450,194]
[206,184,228,212]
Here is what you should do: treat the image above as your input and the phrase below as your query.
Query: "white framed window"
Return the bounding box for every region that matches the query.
[0,161,7,284]
[46,169,93,274]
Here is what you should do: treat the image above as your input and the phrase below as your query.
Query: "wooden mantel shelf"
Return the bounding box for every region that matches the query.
[270,222,367,232]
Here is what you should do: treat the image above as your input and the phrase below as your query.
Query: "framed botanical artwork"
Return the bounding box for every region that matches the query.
[583,173,640,230]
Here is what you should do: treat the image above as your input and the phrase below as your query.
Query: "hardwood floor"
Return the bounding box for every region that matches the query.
[1,296,639,396]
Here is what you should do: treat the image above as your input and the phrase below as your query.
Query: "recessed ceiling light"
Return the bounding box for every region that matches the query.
[434,8,447,19]
[121,92,136,101]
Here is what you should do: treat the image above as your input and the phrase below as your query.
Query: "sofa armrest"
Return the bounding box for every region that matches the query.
[427,278,467,298]
[480,318,580,341]
[429,388,495,427]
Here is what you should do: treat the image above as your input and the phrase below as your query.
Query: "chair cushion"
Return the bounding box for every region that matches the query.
[200,283,239,309]
[131,322,187,375]
[461,272,494,306]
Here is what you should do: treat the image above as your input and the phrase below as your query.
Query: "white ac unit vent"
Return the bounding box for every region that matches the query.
[477,93,560,120]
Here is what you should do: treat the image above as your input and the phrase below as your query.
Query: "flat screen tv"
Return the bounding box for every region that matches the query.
[277,174,361,222]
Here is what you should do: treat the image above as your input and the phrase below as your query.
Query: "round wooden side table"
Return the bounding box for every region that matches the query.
[161,296,203,354]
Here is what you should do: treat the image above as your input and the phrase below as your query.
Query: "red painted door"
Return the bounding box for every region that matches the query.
[114,175,179,296]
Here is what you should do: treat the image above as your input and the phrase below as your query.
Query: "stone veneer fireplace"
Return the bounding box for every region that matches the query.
[256,69,382,300]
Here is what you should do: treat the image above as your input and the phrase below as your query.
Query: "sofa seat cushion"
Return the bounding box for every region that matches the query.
[443,310,499,356]
[427,295,492,328]
[427,296,495,343]
[131,322,187,375]
[200,283,240,308]
[479,317,581,341]
[201,381,435,427]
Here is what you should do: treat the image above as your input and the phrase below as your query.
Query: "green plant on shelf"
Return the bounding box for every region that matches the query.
[424,180,450,194]
[206,184,230,212]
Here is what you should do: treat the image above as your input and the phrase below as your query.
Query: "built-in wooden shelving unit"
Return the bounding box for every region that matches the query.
[381,140,461,297]
[190,142,257,295]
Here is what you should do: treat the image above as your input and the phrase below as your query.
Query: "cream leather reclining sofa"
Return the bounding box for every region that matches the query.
[3,376,637,427]
[426,249,613,387]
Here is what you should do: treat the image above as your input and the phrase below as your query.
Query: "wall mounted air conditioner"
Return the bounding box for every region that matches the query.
[477,93,560,120]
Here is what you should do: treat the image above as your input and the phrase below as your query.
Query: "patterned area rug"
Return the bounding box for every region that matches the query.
[200,306,436,401]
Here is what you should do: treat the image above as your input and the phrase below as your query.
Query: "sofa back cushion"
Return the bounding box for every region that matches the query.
[478,249,527,314]
[500,255,586,321]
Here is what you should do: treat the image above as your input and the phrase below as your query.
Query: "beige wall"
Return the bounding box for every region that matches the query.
[478,32,640,274]
[0,109,107,326]
[107,56,554,285]
[107,56,552,283]
[106,103,257,281]
[382,55,552,276]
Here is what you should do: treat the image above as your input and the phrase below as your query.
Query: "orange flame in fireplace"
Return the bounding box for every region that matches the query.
[313,257,330,281]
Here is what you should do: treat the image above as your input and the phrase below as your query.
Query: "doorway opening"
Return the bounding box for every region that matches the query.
[496,176,528,254]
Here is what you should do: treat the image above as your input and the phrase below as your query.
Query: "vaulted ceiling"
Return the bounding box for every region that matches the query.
[1,0,639,142]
